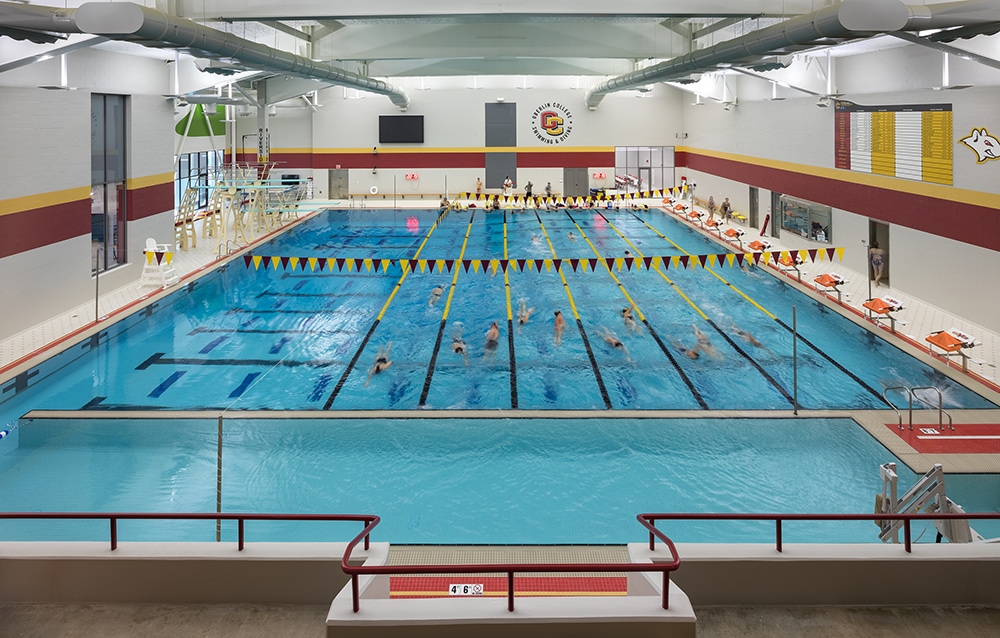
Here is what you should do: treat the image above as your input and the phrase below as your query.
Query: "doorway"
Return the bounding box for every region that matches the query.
[328,170,349,199]
[868,220,890,287]
[563,168,589,197]
[748,187,759,228]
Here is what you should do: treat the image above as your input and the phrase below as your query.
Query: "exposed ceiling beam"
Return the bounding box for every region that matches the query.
[312,20,345,40]
[259,20,310,42]
[728,66,822,96]
[0,34,106,75]
[692,16,754,40]
[660,18,691,39]
[890,30,1000,73]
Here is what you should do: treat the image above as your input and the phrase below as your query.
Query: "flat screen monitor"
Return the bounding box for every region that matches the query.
[379,115,424,144]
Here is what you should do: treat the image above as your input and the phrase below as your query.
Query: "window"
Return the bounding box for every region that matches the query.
[91,94,127,273]
[778,195,832,244]
[175,150,222,210]
[614,146,674,193]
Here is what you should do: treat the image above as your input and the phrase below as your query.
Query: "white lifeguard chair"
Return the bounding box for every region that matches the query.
[139,238,180,288]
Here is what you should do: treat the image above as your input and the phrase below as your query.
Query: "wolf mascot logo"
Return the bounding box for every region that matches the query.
[960,128,1000,163]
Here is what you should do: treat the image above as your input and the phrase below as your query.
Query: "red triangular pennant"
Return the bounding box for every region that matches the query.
[155,252,165,265]
[807,249,818,263]
[480,259,491,273]
[500,260,509,273]
[280,256,290,270]
[605,257,615,270]
[570,259,579,272]
[554,259,562,272]
[751,252,762,265]
[624,257,634,271]
[588,258,598,271]
[243,255,252,268]
[533,259,544,272]
[643,256,653,270]
[679,255,690,268]
[444,259,454,273]
[462,259,471,273]
[336,258,345,271]
[735,253,745,267]
[698,254,708,268]
[317,257,327,271]
[517,259,526,272]
[826,247,836,261]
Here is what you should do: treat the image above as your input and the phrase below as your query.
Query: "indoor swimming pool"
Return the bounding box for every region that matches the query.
[3,416,998,544]
[0,208,994,415]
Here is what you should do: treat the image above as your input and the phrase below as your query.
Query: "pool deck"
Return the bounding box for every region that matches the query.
[4,197,1000,475]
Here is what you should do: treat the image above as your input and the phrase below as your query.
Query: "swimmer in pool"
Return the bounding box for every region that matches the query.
[553,310,567,346]
[624,250,634,258]
[428,285,444,307]
[670,338,702,360]
[531,234,542,244]
[598,326,631,363]
[516,298,535,331]
[484,321,500,359]
[451,324,469,366]
[621,305,640,333]
[365,342,393,387]
[731,323,774,356]
[692,324,722,360]
[567,231,577,241]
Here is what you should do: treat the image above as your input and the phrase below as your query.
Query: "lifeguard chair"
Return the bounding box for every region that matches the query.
[139,238,179,288]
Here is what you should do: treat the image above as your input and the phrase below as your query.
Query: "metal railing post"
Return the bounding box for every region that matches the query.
[508,571,515,611]
[662,572,670,609]
[904,520,912,553]
[352,575,360,613]
[776,519,783,552]
[110,517,117,550]
[238,518,245,551]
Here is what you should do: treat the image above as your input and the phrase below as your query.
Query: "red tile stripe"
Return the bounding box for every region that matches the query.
[390,575,628,598]
[884,423,1000,454]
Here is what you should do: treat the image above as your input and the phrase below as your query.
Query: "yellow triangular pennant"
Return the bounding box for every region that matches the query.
[380,259,391,273]
[308,257,318,271]
[270,256,281,270]
[253,255,263,270]
[835,247,844,262]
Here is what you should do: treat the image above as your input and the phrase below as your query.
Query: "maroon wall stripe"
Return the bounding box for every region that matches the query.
[0,200,91,259]
[127,181,174,222]
[677,150,1000,253]
[516,151,615,168]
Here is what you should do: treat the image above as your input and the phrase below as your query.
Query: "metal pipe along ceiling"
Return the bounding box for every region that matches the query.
[73,2,410,110]
[583,0,999,109]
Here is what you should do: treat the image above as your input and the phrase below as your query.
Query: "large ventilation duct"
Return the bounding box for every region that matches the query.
[584,0,1000,109]
[73,2,410,109]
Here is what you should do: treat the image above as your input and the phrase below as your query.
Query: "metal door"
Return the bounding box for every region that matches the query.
[562,168,589,197]
[749,187,759,227]
[328,169,349,199]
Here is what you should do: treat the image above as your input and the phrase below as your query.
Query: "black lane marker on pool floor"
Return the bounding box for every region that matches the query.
[640,320,709,410]
[418,211,476,408]
[706,318,794,406]
[505,210,518,409]
[593,209,793,407]
[535,209,611,410]
[774,318,887,404]
[325,208,453,410]
[140,356,344,368]
[323,319,381,409]
[148,371,185,398]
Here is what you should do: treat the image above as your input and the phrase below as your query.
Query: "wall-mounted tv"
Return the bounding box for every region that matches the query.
[379,115,424,144]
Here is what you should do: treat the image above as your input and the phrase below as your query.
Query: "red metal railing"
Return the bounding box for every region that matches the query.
[640,512,1000,554]
[340,514,682,613]
[0,512,376,552]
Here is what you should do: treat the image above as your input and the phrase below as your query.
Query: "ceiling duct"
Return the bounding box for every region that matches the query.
[72,2,410,109]
[584,0,1000,109]
[585,0,908,109]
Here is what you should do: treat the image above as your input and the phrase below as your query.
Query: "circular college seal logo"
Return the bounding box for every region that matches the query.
[531,102,573,144]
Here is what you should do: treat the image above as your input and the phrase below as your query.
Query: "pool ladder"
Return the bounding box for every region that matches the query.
[883,386,954,431]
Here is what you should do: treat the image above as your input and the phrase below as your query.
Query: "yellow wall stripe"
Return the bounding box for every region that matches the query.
[0,186,91,217]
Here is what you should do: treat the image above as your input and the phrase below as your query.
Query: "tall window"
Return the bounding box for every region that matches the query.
[778,194,833,244]
[91,94,127,273]
[614,146,675,192]
[175,150,222,209]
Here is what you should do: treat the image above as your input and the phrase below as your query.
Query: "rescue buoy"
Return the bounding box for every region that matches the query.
[370,186,378,195]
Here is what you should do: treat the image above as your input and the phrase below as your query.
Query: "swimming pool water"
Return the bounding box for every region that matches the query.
[4,417,997,544]
[0,208,993,415]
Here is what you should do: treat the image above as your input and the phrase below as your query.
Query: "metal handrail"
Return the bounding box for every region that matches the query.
[910,386,954,431]
[642,511,1000,554]
[0,512,375,552]
[341,514,682,613]
[883,385,914,430]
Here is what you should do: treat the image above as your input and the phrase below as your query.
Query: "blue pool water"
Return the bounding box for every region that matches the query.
[3,417,997,544]
[0,208,993,415]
